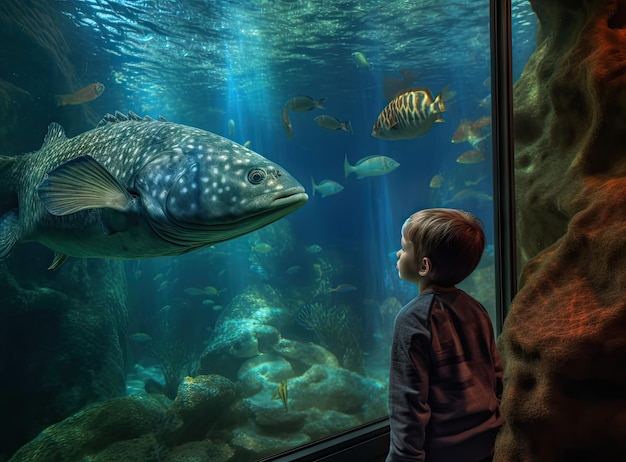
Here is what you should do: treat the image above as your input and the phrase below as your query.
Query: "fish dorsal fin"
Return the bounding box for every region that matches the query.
[393,86,434,100]
[356,155,380,164]
[37,155,134,216]
[97,111,166,128]
[42,123,67,148]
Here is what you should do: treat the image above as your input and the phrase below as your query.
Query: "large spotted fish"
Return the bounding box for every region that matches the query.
[0,111,308,268]
[371,86,454,140]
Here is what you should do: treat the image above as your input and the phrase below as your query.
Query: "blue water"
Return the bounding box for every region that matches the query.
[4,0,538,458]
[55,0,537,372]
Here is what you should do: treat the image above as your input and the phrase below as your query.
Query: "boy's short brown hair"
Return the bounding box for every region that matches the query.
[403,208,485,286]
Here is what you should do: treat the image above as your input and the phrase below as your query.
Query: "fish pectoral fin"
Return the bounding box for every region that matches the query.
[48,252,69,270]
[37,155,134,216]
[0,209,20,259]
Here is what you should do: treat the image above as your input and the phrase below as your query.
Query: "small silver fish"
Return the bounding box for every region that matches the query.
[314,115,352,133]
[285,95,325,112]
[351,51,372,70]
[311,177,344,197]
[372,86,453,140]
[344,154,400,179]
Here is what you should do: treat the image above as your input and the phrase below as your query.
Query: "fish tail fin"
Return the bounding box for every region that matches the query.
[343,120,353,133]
[343,154,353,178]
[436,85,456,112]
[316,98,326,109]
[310,177,316,196]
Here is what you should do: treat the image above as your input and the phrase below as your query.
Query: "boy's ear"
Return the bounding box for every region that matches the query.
[418,257,432,277]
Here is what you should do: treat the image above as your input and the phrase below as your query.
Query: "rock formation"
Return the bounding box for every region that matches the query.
[495,0,626,460]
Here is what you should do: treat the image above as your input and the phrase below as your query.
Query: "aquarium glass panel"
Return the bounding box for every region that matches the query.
[0,0,529,459]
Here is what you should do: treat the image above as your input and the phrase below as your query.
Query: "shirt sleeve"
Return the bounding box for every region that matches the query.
[387,306,432,462]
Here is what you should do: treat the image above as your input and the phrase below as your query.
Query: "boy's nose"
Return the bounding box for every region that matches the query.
[396,249,401,258]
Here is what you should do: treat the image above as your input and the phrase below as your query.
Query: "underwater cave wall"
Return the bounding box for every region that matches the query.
[496,0,626,460]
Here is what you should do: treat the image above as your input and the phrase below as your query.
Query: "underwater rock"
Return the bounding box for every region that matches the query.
[253,406,306,432]
[90,434,167,462]
[237,353,295,396]
[0,253,128,459]
[197,284,291,377]
[168,375,238,443]
[301,408,361,441]
[271,338,340,369]
[496,0,626,460]
[230,424,310,460]
[8,395,166,462]
[288,364,386,417]
[162,440,235,462]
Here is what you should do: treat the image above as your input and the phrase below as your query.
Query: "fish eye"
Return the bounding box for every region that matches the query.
[247,168,267,184]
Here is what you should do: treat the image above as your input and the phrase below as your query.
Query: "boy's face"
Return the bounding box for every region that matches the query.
[396,226,421,284]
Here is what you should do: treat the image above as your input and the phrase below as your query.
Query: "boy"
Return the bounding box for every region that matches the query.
[387,208,503,462]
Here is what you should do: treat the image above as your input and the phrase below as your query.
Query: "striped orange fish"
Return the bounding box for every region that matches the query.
[371,85,453,140]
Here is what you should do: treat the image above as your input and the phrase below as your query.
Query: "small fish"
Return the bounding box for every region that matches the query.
[0,111,307,266]
[329,283,357,293]
[204,286,225,296]
[55,82,105,106]
[185,287,207,296]
[464,176,486,187]
[129,332,152,343]
[311,178,344,198]
[281,105,293,139]
[158,280,169,292]
[212,305,223,311]
[456,149,486,164]
[314,115,352,133]
[159,305,172,314]
[285,265,301,275]
[383,68,420,101]
[429,173,444,189]
[351,51,372,70]
[272,380,289,411]
[152,273,164,281]
[243,140,251,148]
[251,242,273,253]
[445,189,493,205]
[285,95,325,112]
[228,119,236,137]
[201,299,215,306]
[452,117,491,147]
[479,94,491,108]
[344,154,400,179]
[305,244,322,254]
[371,86,454,140]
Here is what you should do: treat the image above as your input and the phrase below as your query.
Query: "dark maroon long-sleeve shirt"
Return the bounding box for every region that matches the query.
[386,289,503,462]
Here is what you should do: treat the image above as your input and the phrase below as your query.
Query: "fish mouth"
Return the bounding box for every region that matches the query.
[150,186,308,249]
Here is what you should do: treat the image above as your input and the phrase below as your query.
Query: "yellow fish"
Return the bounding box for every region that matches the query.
[351,51,372,70]
[55,82,105,106]
[456,149,486,164]
[429,173,444,189]
[371,86,453,140]
[285,95,325,112]
[314,115,352,133]
[273,380,289,411]
[251,242,273,253]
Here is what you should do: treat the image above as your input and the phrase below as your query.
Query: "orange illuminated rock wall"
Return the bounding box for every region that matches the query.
[495,0,626,460]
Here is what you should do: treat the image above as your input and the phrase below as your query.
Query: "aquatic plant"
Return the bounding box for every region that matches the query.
[297,303,364,375]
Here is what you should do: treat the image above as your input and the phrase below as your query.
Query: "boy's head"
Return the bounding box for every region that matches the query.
[400,208,485,287]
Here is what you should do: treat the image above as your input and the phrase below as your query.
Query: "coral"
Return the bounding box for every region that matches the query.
[496,0,626,460]
[296,303,364,374]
